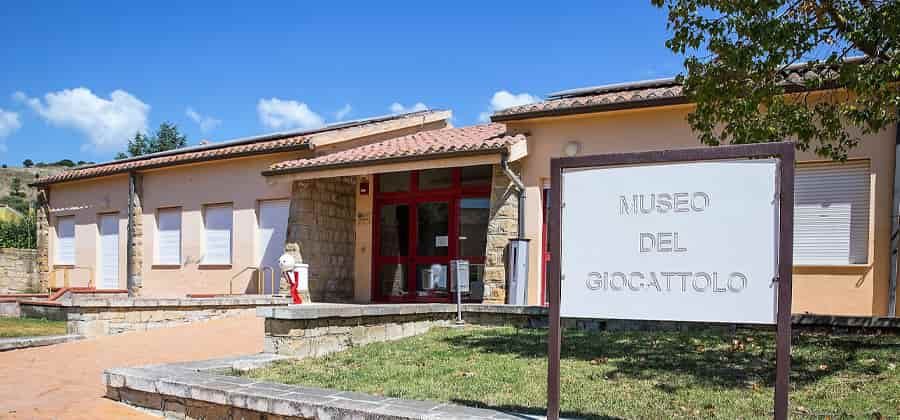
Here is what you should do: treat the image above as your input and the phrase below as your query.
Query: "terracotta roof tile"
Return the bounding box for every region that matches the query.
[33,135,311,186]
[266,124,525,174]
[33,110,445,186]
[492,57,863,122]
[492,84,685,121]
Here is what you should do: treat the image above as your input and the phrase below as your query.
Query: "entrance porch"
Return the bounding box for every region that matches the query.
[281,164,521,305]
[268,125,529,305]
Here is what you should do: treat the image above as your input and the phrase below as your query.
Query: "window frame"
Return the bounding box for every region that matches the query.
[154,207,183,267]
[54,215,76,266]
[201,203,234,267]
[793,160,872,267]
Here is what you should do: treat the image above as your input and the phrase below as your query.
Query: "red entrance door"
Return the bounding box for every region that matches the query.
[373,167,491,303]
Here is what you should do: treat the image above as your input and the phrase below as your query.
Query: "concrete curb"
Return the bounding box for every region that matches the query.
[0,334,83,351]
[105,354,528,419]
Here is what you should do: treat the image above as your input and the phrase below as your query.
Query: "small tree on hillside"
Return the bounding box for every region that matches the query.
[22,159,33,168]
[120,122,188,158]
[1,177,30,214]
[150,122,188,152]
[127,132,149,157]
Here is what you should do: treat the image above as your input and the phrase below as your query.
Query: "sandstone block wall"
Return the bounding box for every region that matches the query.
[36,189,51,292]
[108,387,305,420]
[264,313,456,357]
[285,177,356,303]
[0,248,41,293]
[483,163,521,304]
[20,297,289,337]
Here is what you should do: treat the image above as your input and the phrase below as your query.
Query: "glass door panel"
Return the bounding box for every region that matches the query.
[379,204,409,256]
[416,201,449,257]
[416,263,449,296]
[374,168,492,303]
[458,198,489,257]
[379,264,407,298]
[376,203,410,300]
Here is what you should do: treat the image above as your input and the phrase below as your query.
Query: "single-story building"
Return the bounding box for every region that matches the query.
[32,66,899,316]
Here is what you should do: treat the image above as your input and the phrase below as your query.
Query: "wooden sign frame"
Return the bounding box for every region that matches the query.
[547,142,795,420]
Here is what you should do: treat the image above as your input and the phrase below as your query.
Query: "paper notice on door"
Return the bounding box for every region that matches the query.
[435,235,449,247]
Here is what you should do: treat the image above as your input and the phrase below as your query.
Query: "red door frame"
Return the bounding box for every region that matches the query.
[540,187,551,306]
[372,168,490,303]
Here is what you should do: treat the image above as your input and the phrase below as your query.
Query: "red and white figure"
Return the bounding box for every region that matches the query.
[279,253,310,304]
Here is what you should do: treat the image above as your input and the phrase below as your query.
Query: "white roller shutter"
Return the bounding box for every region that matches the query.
[156,208,182,265]
[793,161,870,265]
[203,204,233,265]
[55,216,75,265]
[99,214,120,289]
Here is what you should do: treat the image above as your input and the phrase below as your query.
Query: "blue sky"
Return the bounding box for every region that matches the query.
[0,1,682,165]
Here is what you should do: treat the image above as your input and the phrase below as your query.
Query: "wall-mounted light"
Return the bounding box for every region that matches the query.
[563,140,582,157]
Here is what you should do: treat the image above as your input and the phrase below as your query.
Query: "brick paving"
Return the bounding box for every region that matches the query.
[0,313,264,419]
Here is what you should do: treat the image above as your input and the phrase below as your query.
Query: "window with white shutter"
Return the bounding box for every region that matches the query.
[55,216,75,265]
[156,208,182,265]
[793,161,870,265]
[203,204,232,265]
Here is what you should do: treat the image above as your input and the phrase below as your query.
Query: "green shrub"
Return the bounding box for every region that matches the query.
[0,212,37,249]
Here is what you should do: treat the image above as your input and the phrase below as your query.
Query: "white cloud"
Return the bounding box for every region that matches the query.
[257,98,324,130]
[15,88,149,152]
[334,104,352,121]
[478,90,539,122]
[185,107,221,133]
[0,108,21,138]
[389,102,428,114]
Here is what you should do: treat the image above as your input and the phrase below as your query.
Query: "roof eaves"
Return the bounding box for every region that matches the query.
[548,77,680,99]
[67,109,442,172]
[491,95,689,123]
[30,142,313,187]
[262,146,510,177]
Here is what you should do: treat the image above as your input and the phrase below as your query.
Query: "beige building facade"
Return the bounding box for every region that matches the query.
[32,75,900,317]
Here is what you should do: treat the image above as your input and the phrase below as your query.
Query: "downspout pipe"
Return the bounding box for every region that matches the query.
[890,119,900,317]
[500,152,526,239]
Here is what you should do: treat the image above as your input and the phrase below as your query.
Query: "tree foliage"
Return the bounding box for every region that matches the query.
[120,122,188,159]
[0,212,36,249]
[652,0,900,160]
[0,177,30,215]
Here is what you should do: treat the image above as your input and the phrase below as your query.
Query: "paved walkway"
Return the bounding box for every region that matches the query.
[0,313,265,419]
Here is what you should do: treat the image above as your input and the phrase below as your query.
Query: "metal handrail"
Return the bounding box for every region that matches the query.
[232,265,276,295]
[261,266,277,296]
[49,266,94,292]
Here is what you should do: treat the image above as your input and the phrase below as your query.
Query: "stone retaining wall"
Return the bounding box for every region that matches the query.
[260,304,550,358]
[0,248,40,294]
[261,303,900,358]
[104,354,517,420]
[20,296,290,337]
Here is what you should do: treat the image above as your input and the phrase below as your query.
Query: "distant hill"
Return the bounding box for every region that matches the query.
[0,166,70,201]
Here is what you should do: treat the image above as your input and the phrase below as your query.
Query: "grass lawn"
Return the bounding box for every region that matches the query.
[0,317,67,338]
[238,326,900,419]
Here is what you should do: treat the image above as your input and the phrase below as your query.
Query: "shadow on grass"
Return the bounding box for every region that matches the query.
[450,398,623,420]
[442,328,900,390]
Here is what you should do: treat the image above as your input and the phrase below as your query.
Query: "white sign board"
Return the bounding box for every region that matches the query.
[560,159,779,324]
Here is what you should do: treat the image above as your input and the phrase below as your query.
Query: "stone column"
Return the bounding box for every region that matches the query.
[483,163,521,304]
[35,188,51,292]
[285,177,356,302]
[126,173,144,295]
